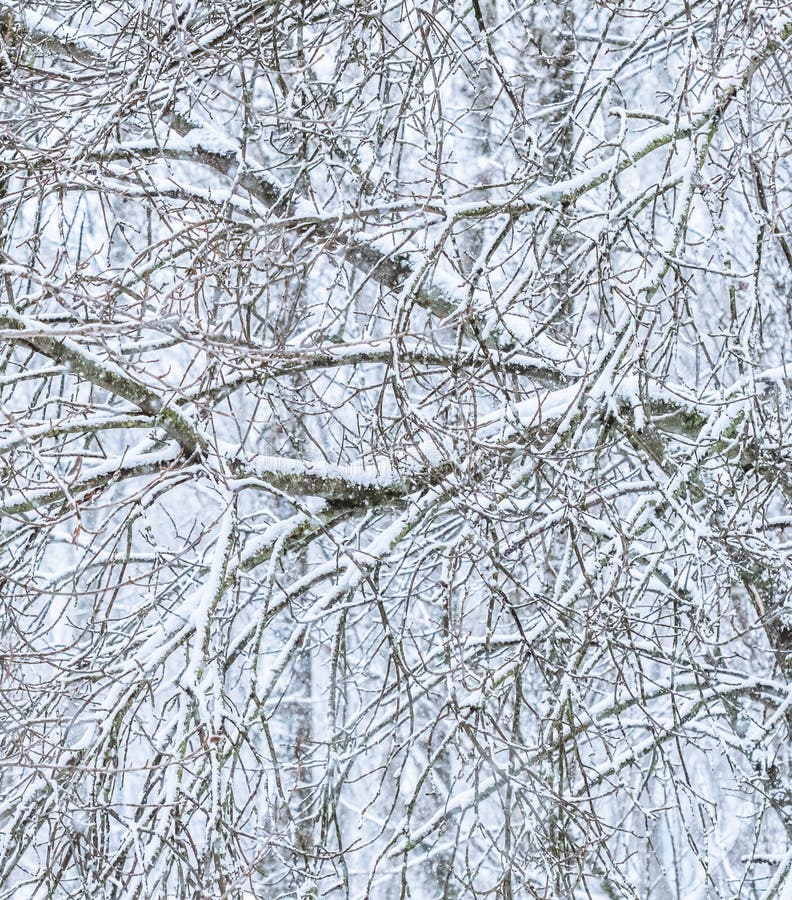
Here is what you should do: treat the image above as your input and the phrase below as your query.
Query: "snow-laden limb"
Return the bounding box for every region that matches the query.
[0,306,206,455]
[184,501,237,690]
[188,337,579,393]
[389,774,500,858]
[760,848,792,900]
[226,446,451,504]
[1,4,114,67]
[0,410,151,451]
[0,439,182,515]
